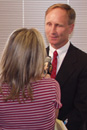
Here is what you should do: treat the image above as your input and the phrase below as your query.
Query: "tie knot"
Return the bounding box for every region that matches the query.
[53,50,58,57]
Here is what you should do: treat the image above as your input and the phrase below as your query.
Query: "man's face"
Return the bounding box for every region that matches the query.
[45,8,74,49]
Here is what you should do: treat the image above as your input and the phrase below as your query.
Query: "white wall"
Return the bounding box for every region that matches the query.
[0,0,87,59]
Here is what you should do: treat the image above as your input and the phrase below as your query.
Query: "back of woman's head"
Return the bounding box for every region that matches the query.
[0,28,46,101]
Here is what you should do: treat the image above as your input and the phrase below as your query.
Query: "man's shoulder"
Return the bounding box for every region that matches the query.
[46,46,49,50]
[46,46,49,56]
[68,44,87,65]
[69,43,87,57]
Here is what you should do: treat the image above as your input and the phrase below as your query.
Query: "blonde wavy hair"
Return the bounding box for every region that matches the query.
[0,28,46,102]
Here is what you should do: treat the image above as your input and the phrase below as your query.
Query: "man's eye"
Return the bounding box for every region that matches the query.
[56,24,63,27]
[59,25,64,27]
[47,23,51,26]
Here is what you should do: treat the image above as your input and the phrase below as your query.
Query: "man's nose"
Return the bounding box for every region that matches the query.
[51,25,56,34]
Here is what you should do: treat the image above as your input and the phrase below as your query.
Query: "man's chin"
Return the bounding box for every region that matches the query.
[50,42,58,45]
[49,39,58,44]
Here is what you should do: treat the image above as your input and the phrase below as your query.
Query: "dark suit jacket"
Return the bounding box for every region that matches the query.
[46,43,87,130]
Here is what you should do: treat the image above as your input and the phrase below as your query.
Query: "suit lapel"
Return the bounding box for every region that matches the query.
[56,44,77,87]
[46,44,78,87]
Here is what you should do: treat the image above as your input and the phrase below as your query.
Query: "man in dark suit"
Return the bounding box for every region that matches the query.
[45,3,87,130]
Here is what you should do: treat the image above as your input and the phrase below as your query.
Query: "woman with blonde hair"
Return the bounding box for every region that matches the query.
[0,28,62,130]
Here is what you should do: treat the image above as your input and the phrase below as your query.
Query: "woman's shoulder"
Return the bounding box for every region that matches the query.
[0,83,9,93]
[41,77,60,87]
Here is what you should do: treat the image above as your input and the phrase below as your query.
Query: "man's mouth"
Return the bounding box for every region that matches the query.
[50,36,57,40]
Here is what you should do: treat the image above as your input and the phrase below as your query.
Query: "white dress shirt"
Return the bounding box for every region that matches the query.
[49,41,70,74]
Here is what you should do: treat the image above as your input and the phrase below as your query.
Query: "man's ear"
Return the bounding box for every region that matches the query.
[69,24,74,34]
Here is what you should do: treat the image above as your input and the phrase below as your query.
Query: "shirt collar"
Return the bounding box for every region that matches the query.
[49,41,70,57]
